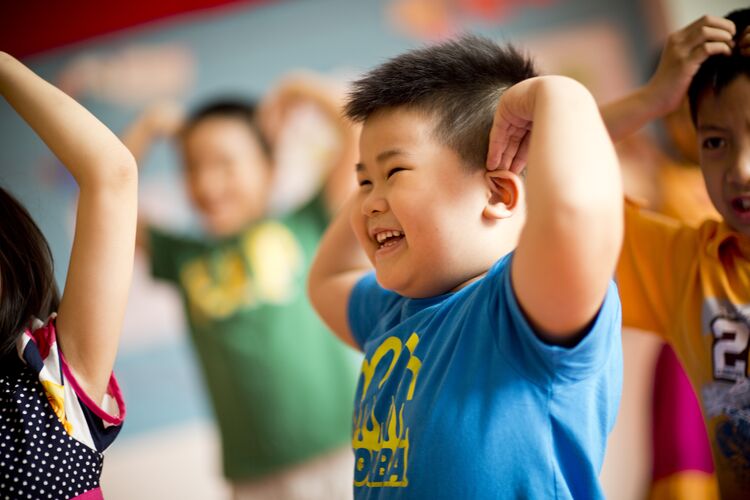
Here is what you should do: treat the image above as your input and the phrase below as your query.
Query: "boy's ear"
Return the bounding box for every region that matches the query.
[483,169,523,220]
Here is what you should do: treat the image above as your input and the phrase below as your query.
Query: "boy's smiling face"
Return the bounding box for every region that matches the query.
[697,75,750,236]
[352,107,516,298]
[181,117,271,237]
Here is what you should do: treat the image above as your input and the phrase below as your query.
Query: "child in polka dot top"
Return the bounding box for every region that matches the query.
[0,52,137,499]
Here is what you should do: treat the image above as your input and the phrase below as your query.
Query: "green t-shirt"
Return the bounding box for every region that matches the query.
[149,195,358,480]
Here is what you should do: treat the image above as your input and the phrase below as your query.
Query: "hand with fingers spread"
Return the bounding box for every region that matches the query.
[646,15,736,116]
[486,77,539,173]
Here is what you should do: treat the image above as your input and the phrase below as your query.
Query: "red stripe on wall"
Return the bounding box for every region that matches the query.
[1,0,275,58]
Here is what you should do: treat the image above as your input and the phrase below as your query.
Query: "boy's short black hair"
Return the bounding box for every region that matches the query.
[0,187,59,360]
[346,34,537,169]
[688,8,750,123]
[180,99,272,160]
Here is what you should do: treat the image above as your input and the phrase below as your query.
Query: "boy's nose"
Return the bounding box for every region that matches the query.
[729,149,750,186]
[361,189,388,216]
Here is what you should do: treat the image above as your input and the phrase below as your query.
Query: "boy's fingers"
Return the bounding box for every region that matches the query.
[487,127,505,170]
[501,126,527,171]
[688,25,736,46]
[687,15,736,36]
[510,132,531,174]
[687,41,733,65]
[486,145,502,171]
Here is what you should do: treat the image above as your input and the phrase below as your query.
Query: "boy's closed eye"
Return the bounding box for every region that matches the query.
[387,166,408,179]
[357,166,408,187]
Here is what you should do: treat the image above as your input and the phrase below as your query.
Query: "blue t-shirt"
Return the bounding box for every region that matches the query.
[347,253,622,499]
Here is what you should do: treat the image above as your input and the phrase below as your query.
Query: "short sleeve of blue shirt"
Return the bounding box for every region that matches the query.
[489,253,622,386]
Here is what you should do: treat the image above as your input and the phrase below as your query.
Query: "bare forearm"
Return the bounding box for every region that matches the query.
[121,101,183,166]
[308,197,370,347]
[323,126,359,213]
[310,197,370,284]
[121,114,157,164]
[599,85,665,142]
[286,77,360,210]
[0,52,136,188]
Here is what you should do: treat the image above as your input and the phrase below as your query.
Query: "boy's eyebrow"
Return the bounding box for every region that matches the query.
[376,148,406,163]
[697,124,728,133]
[355,149,407,172]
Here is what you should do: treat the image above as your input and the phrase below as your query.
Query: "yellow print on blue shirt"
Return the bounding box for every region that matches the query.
[353,332,422,488]
[179,222,303,322]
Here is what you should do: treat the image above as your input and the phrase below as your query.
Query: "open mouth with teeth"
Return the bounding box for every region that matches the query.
[375,230,405,249]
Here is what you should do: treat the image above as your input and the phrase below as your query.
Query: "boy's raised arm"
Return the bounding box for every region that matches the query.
[122,101,185,165]
[121,102,185,251]
[308,196,371,349]
[488,76,622,342]
[259,73,359,213]
[601,15,735,142]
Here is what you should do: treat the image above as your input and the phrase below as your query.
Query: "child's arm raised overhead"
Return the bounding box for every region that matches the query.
[488,76,622,342]
[0,52,138,403]
[259,73,359,213]
[121,102,184,251]
[121,101,184,165]
[601,15,736,141]
[308,196,371,349]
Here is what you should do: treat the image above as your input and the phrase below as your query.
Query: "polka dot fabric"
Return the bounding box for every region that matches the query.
[1,357,103,499]
[0,317,123,500]
[0,360,103,499]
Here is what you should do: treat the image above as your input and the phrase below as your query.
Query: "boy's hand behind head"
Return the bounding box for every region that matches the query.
[486,77,539,173]
[258,72,345,147]
[143,101,186,138]
[647,15,735,116]
[487,76,583,174]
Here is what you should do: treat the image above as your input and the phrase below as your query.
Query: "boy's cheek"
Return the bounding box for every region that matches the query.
[349,213,372,254]
[354,228,375,261]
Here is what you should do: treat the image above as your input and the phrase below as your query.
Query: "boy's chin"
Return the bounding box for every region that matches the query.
[201,209,263,237]
[375,271,427,298]
[376,269,465,299]
[202,217,244,237]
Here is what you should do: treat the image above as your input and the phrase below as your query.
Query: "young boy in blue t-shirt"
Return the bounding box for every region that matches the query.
[308,36,624,498]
